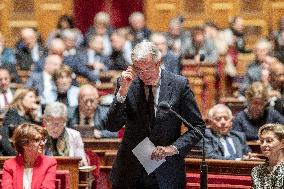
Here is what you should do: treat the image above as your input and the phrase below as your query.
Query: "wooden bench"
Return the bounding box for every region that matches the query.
[83,138,121,151]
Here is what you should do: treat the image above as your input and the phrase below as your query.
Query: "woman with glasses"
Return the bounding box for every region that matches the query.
[2,123,57,189]
[251,123,284,188]
[2,88,41,156]
[43,102,88,166]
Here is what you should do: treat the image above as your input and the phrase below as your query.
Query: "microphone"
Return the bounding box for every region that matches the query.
[158,101,208,189]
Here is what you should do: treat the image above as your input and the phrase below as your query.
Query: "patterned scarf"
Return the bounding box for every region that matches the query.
[45,129,70,156]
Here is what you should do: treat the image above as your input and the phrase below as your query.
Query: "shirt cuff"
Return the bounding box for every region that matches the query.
[116,92,127,103]
[170,145,179,154]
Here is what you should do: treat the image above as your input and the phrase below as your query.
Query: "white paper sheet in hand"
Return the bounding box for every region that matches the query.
[132,137,166,175]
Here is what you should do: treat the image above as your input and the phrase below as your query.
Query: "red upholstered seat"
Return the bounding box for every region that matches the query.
[186,173,252,189]
[0,170,70,189]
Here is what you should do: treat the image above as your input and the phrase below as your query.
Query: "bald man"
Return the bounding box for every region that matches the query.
[26,55,62,105]
[69,84,117,138]
[16,28,47,70]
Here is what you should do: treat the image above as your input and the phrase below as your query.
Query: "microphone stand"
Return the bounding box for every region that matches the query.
[167,108,208,189]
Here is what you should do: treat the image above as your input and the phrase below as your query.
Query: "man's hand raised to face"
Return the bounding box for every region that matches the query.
[119,66,136,96]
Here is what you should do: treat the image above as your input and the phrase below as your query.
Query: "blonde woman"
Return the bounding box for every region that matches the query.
[2,123,57,189]
[251,123,284,188]
[2,88,40,155]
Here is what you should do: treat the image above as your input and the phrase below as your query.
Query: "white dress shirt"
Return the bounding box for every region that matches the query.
[0,88,13,109]
[23,168,33,189]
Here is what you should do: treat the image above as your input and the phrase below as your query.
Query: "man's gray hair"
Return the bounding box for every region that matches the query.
[44,102,68,118]
[131,40,161,62]
[61,29,76,40]
[208,104,232,120]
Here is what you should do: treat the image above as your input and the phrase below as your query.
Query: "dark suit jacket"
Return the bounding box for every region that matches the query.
[104,69,205,188]
[163,51,180,75]
[69,105,118,138]
[203,128,251,160]
[2,154,57,189]
[15,44,47,70]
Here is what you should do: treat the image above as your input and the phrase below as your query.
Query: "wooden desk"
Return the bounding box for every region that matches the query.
[83,138,121,151]
[0,156,81,189]
[185,158,263,176]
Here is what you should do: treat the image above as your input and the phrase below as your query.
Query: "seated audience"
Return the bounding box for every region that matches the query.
[25,55,62,105]
[43,102,88,166]
[69,84,117,138]
[150,32,180,74]
[47,14,83,48]
[233,82,284,141]
[16,28,46,70]
[84,35,111,74]
[109,30,132,70]
[184,26,219,63]
[2,123,57,189]
[85,11,113,56]
[0,67,15,116]
[224,16,251,53]
[251,123,284,188]
[239,39,272,96]
[128,12,151,46]
[2,88,40,156]
[54,65,79,119]
[62,29,100,83]
[165,16,191,57]
[204,104,251,160]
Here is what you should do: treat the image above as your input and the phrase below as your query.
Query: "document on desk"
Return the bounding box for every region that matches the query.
[132,137,166,175]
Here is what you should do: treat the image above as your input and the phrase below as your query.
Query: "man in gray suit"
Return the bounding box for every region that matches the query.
[104,40,205,189]
[204,104,251,160]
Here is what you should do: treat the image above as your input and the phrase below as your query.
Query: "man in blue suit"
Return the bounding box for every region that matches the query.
[204,104,251,160]
[104,40,205,189]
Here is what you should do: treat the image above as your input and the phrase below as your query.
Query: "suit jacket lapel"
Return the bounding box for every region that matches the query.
[231,134,241,157]
[15,155,24,189]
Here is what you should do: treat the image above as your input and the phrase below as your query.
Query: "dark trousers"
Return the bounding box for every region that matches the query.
[112,170,159,189]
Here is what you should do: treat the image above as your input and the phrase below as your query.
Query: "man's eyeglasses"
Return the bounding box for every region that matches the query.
[133,65,157,74]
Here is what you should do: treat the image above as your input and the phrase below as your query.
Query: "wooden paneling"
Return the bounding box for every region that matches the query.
[145,0,282,46]
[0,0,72,47]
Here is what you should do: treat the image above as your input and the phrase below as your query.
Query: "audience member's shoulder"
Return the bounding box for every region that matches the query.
[5,108,19,116]
[164,69,186,82]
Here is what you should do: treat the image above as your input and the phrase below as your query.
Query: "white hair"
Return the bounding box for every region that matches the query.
[131,40,161,62]
[129,12,144,23]
[208,104,232,120]
[44,102,68,118]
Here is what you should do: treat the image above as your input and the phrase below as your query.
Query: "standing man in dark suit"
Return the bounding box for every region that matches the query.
[204,104,251,160]
[104,40,205,189]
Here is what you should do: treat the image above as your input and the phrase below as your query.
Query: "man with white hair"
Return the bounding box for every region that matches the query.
[239,38,272,96]
[204,104,251,160]
[16,28,46,70]
[104,40,205,189]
